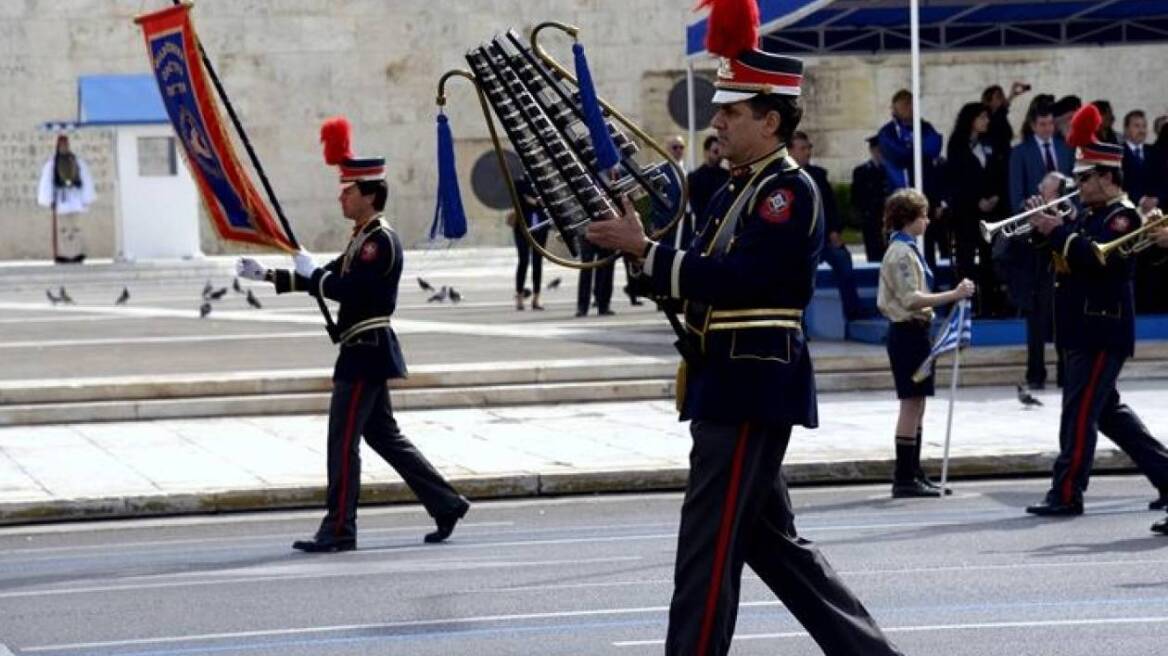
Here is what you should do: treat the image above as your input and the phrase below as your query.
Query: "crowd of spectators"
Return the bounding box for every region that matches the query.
[840,86,1168,321]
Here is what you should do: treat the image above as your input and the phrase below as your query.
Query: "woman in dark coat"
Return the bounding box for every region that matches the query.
[947,102,1008,317]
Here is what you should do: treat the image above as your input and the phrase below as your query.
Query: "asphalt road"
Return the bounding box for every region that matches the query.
[1,476,1166,655]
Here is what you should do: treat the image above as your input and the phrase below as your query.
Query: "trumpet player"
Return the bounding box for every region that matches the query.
[1024,105,1168,517]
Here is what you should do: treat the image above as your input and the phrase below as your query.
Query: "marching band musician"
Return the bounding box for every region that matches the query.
[586,0,905,652]
[1023,106,1168,517]
[236,117,469,552]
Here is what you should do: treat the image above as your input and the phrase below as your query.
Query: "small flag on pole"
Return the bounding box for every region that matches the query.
[912,299,972,383]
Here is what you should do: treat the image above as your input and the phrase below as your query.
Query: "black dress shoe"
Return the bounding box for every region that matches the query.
[425,497,470,544]
[1149,488,1168,511]
[1025,499,1084,516]
[891,480,942,498]
[916,473,953,496]
[292,537,356,553]
[1152,517,1168,535]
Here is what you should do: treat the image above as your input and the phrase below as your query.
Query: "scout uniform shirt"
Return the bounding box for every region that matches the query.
[877,234,935,323]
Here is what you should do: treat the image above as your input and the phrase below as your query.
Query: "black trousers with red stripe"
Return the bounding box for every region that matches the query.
[665,421,904,656]
[317,379,465,541]
[1047,349,1168,505]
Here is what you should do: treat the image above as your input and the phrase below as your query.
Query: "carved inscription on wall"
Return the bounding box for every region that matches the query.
[0,129,115,211]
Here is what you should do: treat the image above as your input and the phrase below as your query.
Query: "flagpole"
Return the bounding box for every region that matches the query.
[939,300,966,492]
[910,0,923,193]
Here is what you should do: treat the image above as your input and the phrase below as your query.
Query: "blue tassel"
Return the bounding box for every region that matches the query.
[573,42,620,171]
[431,112,467,240]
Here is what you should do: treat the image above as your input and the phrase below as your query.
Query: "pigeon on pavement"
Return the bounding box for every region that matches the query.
[246,289,263,309]
[232,278,243,293]
[208,287,228,300]
[115,287,130,305]
[58,286,74,304]
[417,276,435,292]
[199,302,212,318]
[427,286,448,303]
[45,289,59,305]
[547,277,562,290]
[1017,385,1043,408]
[202,280,213,299]
[448,287,462,303]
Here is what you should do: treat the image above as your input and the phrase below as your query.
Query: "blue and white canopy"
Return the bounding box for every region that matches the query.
[687,0,1168,58]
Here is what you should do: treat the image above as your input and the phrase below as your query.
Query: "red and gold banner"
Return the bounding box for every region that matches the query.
[135,4,296,252]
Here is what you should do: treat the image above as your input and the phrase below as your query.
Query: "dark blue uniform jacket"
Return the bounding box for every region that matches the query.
[640,148,822,428]
[273,215,408,382]
[1043,197,1140,357]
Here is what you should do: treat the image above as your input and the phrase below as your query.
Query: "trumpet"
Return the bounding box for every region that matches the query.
[979,190,1079,243]
[1091,209,1167,264]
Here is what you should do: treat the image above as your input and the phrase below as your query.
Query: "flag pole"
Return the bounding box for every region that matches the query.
[939,300,966,492]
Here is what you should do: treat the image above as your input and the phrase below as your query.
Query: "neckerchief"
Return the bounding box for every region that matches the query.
[890,230,933,291]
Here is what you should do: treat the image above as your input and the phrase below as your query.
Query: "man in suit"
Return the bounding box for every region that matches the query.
[1007,105,1073,391]
[1009,104,1074,212]
[686,135,730,235]
[852,135,890,262]
[1121,110,1159,212]
[791,130,864,321]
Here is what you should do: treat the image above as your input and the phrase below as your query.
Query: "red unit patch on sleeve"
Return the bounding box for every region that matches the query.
[757,188,794,224]
[1107,214,1132,234]
[360,241,379,262]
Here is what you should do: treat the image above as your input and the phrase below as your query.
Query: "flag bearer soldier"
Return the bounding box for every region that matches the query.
[237,117,469,552]
[586,1,905,653]
[1024,105,1168,517]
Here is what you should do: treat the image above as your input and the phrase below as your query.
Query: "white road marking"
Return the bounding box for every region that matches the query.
[0,332,324,349]
[20,599,685,652]
[0,521,515,557]
[0,555,641,601]
[478,557,1168,594]
[614,615,1168,647]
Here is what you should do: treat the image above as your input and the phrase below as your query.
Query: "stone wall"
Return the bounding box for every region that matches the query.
[0,1,1165,259]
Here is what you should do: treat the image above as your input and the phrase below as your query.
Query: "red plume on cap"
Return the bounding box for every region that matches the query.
[1067,104,1102,149]
[699,0,760,59]
[320,116,352,166]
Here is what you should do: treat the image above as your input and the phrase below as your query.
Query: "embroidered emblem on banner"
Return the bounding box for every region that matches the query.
[1108,214,1132,234]
[360,241,379,262]
[758,188,793,224]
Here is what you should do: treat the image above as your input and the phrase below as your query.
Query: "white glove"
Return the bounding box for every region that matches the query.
[236,257,267,281]
[292,249,317,278]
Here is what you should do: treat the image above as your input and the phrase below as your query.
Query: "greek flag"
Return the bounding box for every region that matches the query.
[912,299,972,383]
